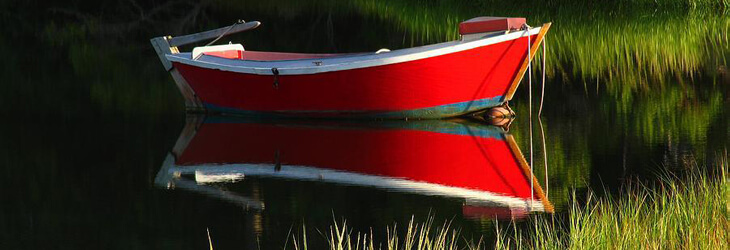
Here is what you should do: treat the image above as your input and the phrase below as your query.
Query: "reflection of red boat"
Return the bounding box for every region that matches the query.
[155,116,553,218]
[151,17,551,118]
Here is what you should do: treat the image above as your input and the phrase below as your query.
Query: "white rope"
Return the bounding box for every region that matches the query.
[525,25,534,207]
[539,34,548,199]
[205,19,246,46]
[539,117,548,199]
[539,35,546,117]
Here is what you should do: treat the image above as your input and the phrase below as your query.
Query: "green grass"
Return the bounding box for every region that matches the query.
[288,153,728,249]
[289,216,466,250]
[496,157,728,249]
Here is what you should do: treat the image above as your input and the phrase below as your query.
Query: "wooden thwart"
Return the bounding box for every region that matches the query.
[505,22,552,101]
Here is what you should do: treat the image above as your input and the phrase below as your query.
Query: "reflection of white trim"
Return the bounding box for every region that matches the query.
[167,27,541,75]
[194,171,245,183]
[165,163,544,211]
[155,154,263,210]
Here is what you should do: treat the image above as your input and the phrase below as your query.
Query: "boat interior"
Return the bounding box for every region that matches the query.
[190,16,527,62]
[161,17,542,75]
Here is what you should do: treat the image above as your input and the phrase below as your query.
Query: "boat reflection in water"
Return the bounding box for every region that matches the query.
[155,115,552,220]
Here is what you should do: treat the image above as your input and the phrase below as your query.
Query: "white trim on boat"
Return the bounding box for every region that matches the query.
[162,163,545,211]
[166,27,542,75]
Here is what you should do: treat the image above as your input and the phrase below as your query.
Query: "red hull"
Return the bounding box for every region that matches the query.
[172,34,539,118]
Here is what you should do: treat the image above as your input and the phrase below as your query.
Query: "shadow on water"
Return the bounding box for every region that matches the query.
[0,0,727,249]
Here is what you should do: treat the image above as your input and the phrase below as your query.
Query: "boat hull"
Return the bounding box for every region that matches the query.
[172,34,539,119]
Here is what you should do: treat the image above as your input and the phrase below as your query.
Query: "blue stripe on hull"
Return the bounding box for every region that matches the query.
[202,96,504,119]
[203,116,507,139]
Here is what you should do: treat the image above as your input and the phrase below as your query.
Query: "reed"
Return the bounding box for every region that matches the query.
[289,153,728,249]
[289,216,466,250]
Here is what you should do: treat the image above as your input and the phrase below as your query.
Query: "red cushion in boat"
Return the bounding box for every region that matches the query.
[458,17,526,35]
[203,50,243,59]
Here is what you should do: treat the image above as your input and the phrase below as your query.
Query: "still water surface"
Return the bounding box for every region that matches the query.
[1,0,728,249]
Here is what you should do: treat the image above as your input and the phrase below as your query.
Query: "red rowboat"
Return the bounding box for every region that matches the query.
[151,17,551,119]
[155,116,553,216]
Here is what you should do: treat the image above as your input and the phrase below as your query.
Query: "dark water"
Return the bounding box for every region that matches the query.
[1,0,728,249]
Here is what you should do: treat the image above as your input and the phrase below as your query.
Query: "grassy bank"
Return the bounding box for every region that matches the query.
[495,154,728,249]
[288,154,728,249]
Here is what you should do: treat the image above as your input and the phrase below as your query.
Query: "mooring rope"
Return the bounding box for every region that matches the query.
[525,24,534,207]
[539,117,548,199]
[205,19,246,46]
[539,34,548,199]
[539,35,546,117]
[525,24,550,208]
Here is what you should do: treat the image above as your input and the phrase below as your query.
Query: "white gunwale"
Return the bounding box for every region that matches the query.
[166,27,542,76]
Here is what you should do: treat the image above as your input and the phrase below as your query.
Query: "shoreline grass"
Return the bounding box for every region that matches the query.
[288,153,728,249]
[496,155,728,249]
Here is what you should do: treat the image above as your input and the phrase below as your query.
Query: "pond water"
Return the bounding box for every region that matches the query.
[1,0,728,249]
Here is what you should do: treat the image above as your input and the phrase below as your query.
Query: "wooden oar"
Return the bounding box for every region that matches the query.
[168,21,261,47]
[504,22,552,101]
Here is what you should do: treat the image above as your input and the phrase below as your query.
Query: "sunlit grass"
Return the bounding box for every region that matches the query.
[496,153,729,249]
[289,216,466,250]
[288,153,728,249]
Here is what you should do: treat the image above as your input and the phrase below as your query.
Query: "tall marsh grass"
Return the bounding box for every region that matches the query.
[289,216,468,250]
[289,153,728,249]
[496,154,728,249]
